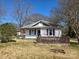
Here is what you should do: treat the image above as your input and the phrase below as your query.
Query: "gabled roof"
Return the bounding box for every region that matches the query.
[21,20,58,29]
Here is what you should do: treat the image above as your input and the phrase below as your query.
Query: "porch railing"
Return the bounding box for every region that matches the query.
[36,36,70,43]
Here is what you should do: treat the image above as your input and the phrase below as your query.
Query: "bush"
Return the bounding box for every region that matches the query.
[0,23,17,43]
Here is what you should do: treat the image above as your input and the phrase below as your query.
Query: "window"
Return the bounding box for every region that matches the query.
[34,29,36,35]
[53,29,55,35]
[29,29,36,35]
[47,29,48,35]
[49,29,52,35]
[29,30,31,35]
[47,29,52,35]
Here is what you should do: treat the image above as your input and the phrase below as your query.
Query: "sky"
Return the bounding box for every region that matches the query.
[0,0,59,24]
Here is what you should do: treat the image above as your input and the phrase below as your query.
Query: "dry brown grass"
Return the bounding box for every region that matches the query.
[0,39,79,59]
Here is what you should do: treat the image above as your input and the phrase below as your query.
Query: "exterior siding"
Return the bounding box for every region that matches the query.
[33,23,46,27]
[25,30,29,36]
[55,29,62,37]
[41,29,47,37]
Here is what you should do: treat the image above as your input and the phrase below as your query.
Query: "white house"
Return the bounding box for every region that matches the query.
[20,20,62,39]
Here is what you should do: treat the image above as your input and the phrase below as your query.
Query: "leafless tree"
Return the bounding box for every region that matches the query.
[50,8,63,25]
[59,0,79,37]
[13,0,32,29]
[50,0,79,43]
[50,0,79,38]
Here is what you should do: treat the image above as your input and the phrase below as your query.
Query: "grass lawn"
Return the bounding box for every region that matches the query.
[0,39,79,59]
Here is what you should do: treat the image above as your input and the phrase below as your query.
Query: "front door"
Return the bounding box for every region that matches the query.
[37,30,40,36]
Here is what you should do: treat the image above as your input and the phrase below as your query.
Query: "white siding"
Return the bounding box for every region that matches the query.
[33,23,46,27]
[41,29,47,37]
[55,29,62,37]
[25,30,29,36]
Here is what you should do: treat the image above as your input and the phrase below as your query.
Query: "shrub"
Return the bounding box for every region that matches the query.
[0,23,17,43]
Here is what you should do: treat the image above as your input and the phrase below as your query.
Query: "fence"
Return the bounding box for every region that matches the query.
[36,36,70,43]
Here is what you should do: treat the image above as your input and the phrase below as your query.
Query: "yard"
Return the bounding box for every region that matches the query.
[0,39,79,59]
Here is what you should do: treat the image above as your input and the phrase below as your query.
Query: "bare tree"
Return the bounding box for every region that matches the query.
[50,0,79,43]
[60,0,79,37]
[50,8,63,25]
[13,0,32,29]
[50,0,79,38]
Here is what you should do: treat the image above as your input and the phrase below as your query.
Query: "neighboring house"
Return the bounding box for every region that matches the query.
[21,20,62,39]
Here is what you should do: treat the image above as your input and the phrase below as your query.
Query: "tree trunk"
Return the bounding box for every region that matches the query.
[77,36,79,44]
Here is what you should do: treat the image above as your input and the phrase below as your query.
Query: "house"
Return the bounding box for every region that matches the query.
[21,20,62,39]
